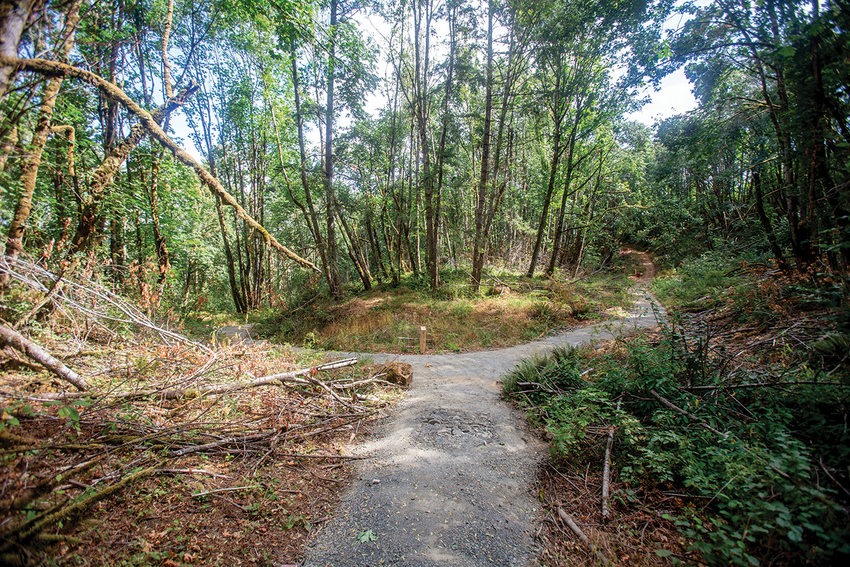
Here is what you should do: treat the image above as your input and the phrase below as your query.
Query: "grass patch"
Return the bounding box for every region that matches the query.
[257,263,635,353]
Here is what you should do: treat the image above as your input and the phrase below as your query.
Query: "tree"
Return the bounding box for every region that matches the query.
[673,0,850,270]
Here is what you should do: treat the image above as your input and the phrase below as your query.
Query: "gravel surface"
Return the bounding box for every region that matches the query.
[298,273,664,567]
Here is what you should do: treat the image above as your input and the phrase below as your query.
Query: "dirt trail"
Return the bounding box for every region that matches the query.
[298,254,664,567]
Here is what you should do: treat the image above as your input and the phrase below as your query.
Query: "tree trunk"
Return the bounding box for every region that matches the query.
[0,0,40,101]
[528,58,565,278]
[0,125,16,174]
[215,193,247,313]
[432,2,456,288]
[109,217,126,283]
[753,167,787,271]
[471,0,494,291]
[2,0,81,285]
[323,0,342,297]
[338,208,371,290]
[146,158,170,284]
[413,0,439,290]
[546,115,580,276]
[289,41,329,278]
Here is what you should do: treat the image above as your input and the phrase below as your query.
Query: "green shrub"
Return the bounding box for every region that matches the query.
[504,326,850,565]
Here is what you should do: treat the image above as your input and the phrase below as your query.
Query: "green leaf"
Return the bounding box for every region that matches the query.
[776,46,795,58]
[655,549,673,558]
[357,529,377,543]
[787,525,803,543]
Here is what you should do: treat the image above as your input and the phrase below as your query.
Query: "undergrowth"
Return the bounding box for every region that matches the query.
[254,262,635,353]
[505,255,850,566]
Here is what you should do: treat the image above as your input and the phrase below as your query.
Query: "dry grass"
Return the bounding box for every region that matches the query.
[260,265,636,353]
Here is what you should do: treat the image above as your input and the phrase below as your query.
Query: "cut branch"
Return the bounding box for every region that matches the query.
[0,323,87,390]
[556,507,612,565]
[154,358,358,400]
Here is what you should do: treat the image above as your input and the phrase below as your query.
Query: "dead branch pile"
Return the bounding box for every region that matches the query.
[1,257,211,353]
[0,338,394,563]
[0,259,398,564]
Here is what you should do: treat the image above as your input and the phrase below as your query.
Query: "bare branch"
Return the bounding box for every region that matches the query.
[0,323,87,390]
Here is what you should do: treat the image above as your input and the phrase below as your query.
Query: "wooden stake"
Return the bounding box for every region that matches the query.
[601,425,614,519]
[419,326,427,354]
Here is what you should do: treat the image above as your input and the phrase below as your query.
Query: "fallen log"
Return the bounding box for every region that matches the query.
[0,323,87,390]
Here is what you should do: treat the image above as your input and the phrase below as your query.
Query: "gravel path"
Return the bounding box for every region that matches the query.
[299,262,663,567]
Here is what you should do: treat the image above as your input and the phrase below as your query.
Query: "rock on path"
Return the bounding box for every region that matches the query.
[299,283,664,567]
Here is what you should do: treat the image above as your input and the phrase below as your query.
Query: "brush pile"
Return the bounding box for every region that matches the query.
[1,258,399,565]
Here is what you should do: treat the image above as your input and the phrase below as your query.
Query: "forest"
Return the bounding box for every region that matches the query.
[1,0,849,565]
[0,0,847,305]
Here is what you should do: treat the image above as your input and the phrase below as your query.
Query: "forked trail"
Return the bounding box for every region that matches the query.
[301,253,663,567]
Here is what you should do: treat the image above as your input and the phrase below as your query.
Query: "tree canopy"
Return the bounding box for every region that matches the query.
[0,0,846,308]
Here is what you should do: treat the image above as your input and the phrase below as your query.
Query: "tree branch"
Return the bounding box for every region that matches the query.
[0,323,87,390]
[2,55,320,272]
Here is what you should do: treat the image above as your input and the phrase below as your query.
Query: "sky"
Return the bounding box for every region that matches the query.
[627,69,697,125]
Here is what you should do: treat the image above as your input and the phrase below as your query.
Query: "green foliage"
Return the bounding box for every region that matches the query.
[651,248,755,307]
[504,325,850,565]
[502,345,584,405]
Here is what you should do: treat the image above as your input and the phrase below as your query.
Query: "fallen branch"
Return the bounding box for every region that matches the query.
[601,426,615,519]
[0,323,87,390]
[192,486,252,498]
[648,388,793,480]
[154,358,358,400]
[0,456,103,513]
[0,464,159,552]
[155,468,231,479]
[331,374,402,390]
[5,354,357,403]
[171,430,276,457]
[649,388,724,436]
[0,55,319,273]
[683,381,850,391]
[3,257,212,354]
[601,400,620,520]
[556,507,612,566]
[277,452,367,460]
